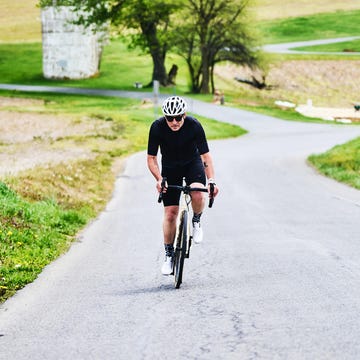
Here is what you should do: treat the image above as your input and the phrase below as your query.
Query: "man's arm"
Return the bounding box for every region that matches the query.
[201,152,215,180]
[147,154,163,193]
[201,152,219,197]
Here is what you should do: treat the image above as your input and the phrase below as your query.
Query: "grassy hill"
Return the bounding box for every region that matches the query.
[1,0,360,43]
[0,0,41,43]
[250,0,360,20]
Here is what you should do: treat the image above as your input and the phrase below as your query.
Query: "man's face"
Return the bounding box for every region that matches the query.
[165,114,185,131]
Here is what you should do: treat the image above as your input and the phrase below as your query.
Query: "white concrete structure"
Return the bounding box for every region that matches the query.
[41,6,106,79]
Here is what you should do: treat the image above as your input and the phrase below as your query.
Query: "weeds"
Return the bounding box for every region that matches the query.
[0,182,85,301]
[308,137,360,189]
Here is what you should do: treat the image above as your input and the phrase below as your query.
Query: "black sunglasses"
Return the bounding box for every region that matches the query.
[165,115,184,122]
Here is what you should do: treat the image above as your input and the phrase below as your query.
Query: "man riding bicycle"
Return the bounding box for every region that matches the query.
[147,96,219,275]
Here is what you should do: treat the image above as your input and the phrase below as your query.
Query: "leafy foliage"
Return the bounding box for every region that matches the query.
[47,0,181,86]
[174,0,259,93]
[39,0,74,6]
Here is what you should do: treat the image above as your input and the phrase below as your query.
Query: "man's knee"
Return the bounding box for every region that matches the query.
[190,182,205,203]
[164,206,179,223]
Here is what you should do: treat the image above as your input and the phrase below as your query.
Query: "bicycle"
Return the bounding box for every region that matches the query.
[158,177,214,289]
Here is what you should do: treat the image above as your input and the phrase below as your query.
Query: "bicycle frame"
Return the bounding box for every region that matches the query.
[157,177,213,288]
[175,184,192,258]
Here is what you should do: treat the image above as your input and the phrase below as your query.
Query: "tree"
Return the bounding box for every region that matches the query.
[108,0,181,86]
[39,0,180,86]
[174,0,259,94]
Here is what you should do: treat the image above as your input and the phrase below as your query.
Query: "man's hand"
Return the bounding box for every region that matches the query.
[157,178,168,194]
[207,179,219,198]
[157,177,168,203]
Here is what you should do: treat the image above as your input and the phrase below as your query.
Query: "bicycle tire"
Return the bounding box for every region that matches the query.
[174,210,188,289]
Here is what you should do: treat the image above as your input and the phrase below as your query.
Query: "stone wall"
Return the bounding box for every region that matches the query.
[41,6,106,79]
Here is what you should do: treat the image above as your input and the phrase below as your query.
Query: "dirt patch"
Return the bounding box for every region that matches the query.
[0,100,114,177]
[0,97,44,107]
[295,104,360,122]
[268,60,360,107]
[0,143,91,177]
[217,59,360,110]
[0,111,111,144]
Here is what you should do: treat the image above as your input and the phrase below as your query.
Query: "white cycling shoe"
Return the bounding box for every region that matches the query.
[161,255,174,275]
[192,222,203,244]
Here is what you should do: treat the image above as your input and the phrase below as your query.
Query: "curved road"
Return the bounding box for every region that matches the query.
[1,88,360,359]
[263,36,360,55]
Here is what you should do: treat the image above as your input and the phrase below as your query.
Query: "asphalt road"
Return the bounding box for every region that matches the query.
[263,36,360,55]
[1,92,360,359]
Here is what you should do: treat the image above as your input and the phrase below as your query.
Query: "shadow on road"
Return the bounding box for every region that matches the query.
[110,283,177,296]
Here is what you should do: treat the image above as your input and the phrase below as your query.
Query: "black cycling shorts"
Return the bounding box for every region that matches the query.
[161,157,206,207]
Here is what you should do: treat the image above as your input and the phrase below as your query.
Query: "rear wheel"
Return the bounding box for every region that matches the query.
[174,210,188,289]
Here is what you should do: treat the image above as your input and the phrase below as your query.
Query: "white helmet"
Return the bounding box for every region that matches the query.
[162,96,187,116]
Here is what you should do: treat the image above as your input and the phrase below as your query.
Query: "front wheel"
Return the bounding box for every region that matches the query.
[174,210,188,289]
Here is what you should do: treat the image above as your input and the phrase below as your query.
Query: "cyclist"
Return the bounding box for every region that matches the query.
[147,96,219,275]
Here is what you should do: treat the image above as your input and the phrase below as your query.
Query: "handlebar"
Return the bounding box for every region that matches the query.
[158,177,215,208]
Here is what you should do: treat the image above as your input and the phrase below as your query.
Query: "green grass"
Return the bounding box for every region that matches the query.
[0,173,91,301]
[259,10,360,44]
[308,137,360,189]
[0,43,42,83]
[228,102,338,124]
[0,41,152,90]
[0,40,190,93]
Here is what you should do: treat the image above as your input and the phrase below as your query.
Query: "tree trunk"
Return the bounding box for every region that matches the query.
[186,59,201,93]
[150,49,168,86]
[140,21,168,86]
[199,48,210,94]
[210,64,215,94]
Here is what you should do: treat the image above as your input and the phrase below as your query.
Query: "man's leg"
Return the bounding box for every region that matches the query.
[163,205,179,244]
[190,182,206,214]
[161,205,179,275]
[190,182,206,244]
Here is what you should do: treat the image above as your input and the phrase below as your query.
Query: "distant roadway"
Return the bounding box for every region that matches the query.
[263,36,360,54]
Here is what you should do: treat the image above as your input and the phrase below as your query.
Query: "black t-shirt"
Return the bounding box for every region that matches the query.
[147,116,209,167]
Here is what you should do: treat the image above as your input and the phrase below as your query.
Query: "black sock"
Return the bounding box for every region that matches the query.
[192,212,202,224]
[164,243,174,257]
